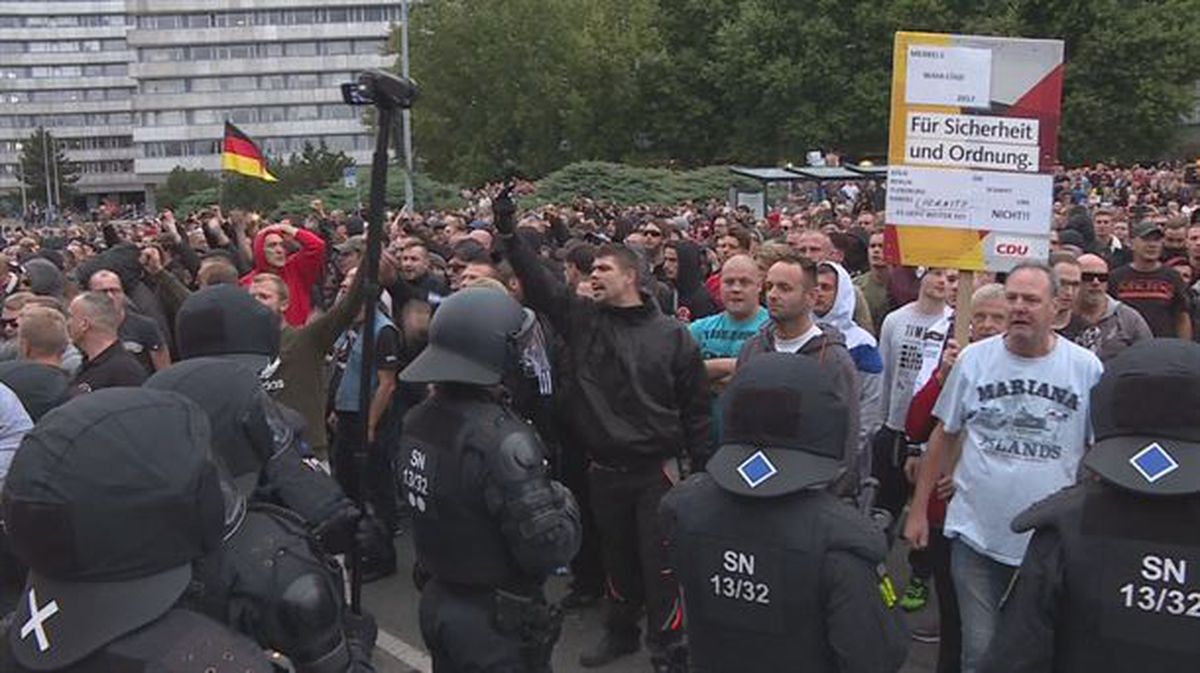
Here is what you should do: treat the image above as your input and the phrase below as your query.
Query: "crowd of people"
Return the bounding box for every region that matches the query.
[0,158,1196,672]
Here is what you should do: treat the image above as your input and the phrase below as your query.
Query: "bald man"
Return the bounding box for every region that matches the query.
[688,255,770,443]
[1071,253,1153,361]
[88,269,169,374]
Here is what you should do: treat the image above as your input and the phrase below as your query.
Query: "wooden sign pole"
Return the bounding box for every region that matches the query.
[954,270,974,347]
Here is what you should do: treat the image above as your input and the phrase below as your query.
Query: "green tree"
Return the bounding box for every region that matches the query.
[277,141,356,195]
[157,167,219,212]
[403,0,667,184]
[17,128,78,207]
[403,0,1200,182]
[970,0,1200,163]
[214,143,353,214]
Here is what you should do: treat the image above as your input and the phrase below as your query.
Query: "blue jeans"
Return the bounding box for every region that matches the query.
[950,539,1017,673]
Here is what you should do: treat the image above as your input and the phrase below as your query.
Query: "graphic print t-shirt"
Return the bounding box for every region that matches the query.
[879,303,953,430]
[1108,265,1187,337]
[934,335,1103,565]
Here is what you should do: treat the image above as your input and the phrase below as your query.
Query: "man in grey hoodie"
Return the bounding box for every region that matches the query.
[1072,253,1153,361]
[737,252,862,488]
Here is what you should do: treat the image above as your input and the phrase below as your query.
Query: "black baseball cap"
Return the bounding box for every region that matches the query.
[175,284,281,376]
[707,353,848,498]
[1085,339,1200,496]
[145,358,274,496]
[2,388,225,669]
[1131,220,1164,239]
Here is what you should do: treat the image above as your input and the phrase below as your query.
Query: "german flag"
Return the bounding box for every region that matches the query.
[221,121,277,182]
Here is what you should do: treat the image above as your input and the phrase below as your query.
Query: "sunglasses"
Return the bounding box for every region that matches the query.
[1081,272,1108,283]
[640,229,663,237]
[1,318,16,328]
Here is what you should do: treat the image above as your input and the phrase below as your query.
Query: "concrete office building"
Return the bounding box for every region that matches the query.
[0,1,399,210]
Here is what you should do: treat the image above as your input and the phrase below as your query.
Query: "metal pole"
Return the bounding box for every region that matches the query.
[40,129,52,214]
[15,143,26,221]
[400,0,414,211]
[50,136,61,215]
[350,103,394,614]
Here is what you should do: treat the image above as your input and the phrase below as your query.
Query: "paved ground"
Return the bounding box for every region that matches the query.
[363,519,941,673]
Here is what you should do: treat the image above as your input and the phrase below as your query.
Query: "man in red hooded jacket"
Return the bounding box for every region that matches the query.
[240,222,326,326]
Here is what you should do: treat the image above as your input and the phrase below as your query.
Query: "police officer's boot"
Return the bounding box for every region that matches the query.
[580,602,641,667]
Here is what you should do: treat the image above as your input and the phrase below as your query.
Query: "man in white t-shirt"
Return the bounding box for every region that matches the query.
[905,262,1103,673]
[875,269,954,519]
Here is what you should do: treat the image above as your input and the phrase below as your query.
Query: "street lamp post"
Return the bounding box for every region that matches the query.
[40,129,53,221]
[50,135,61,213]
[14,142,26,222]
[400,0,414,211]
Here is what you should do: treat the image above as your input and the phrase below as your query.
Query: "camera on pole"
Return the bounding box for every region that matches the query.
[341,68,418,615]
[340,70,419,110]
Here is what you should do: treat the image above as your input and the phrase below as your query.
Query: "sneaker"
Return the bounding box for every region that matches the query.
[579,630,640,668]
[899,577,929,612]
[911,626,940,644]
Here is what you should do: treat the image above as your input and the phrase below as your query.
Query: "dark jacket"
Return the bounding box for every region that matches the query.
[737,322,863,480]
[505,235,712,466]
[668,241,718,322]
[980,479,1200,673]
[72,341,148,395]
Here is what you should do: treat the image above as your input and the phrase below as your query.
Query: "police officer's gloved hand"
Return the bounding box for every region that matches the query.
[353,504,390,559]
[493,184,517,237]
[548,480,572,507]
[310,500,363,556]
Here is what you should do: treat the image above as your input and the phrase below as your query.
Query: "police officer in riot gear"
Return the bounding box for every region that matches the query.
[397,287,582,672]
[981,339,1200,672]
[0,388,276,672]
[661,353,909,673]
[146,358,377,673]
[174,285,375,558]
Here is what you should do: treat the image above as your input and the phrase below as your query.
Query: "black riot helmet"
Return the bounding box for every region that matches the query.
[399,287,526,385]
[145,358,276,497]
[2,389,226,670]
[1085,339,1200,496]
[706,352,848,498]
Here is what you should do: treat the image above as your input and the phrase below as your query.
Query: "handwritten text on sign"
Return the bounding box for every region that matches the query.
[886,165,1052,235]
[905,45,992,109]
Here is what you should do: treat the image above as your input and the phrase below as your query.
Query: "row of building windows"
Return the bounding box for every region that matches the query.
[3,88,134,104]
[141,104,361,127]
[0,63,129,79]
[141,71,354,95]
[78,159,134,174]
[0,159,133,177]
[136,6,403,30]
[142,133,372,158]
[0,14,128,28]
[139,39,384,63]
[0,136,135,154]
[0,39,126,54]
[0,112,133,129]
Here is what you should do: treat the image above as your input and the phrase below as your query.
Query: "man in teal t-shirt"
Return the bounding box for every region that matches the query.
[688,255,768,447]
